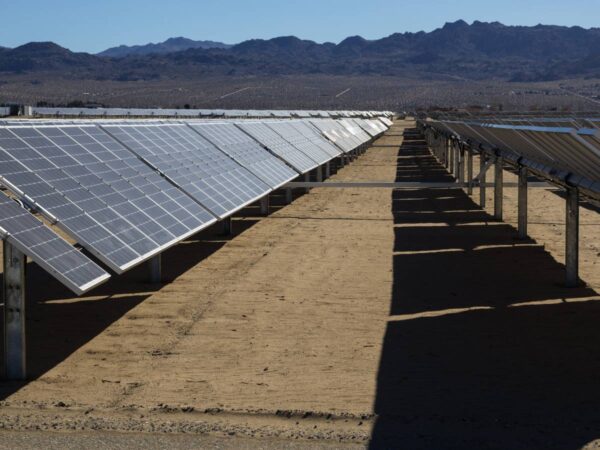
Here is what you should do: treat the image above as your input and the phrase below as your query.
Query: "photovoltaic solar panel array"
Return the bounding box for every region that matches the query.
[0,115,391,295]
[30,107,395,120]
[188,122,298,190]
[235,122,319,174]
[426,118,600,201]
[0,193,109,294]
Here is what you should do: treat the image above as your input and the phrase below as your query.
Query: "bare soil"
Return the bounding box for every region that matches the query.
[0,120,599,449]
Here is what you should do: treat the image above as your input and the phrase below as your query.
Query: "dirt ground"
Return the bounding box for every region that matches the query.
[0,120,599,449]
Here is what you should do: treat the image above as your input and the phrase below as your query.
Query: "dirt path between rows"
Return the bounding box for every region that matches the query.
[0,120,599,448]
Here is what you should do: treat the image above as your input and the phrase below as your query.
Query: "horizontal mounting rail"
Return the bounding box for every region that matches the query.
[284,182,553,189]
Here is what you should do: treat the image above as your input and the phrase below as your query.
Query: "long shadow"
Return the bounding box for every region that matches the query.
[0,214,262,400]
[370,129,600,449]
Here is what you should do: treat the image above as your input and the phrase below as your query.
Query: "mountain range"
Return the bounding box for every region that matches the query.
[97,37,231,57]
[1,21,600,81]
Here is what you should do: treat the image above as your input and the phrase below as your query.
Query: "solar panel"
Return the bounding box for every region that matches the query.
[101,123,270,218]
[335,118,372,146]
[47,125,216,235]
[235,121,318,174]
[0,192,109,294]
[337,119,372,145]
[430,119,600,200]
[287,121,343,159]
[378,117,394,127]
[266,121,333,165]
[187,122,299,190]
[0,127,155,272]
[6,124,212,264]
[310,120,357,153]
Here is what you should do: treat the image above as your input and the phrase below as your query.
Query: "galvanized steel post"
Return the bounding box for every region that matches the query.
[518,167,528,239]
[148,253,162,284]
[480,153,487,208]
[4,241,26,380]
[566,187,580,287]
[494,157,503,220]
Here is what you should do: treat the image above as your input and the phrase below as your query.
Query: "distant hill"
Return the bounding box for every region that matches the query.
[0,42,103,72]
[2,22,600,81]
[98,37,231,58]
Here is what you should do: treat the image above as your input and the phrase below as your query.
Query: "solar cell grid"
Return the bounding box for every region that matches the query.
[287,121,343,159]
[8,127,163,257]
[235,121,318,174]
[266,121,333,165]
[0,193,110,294]
[0,127,144,272]
[102,124,270,218]
[310,120,357,153]
[59,125,216,232]
[188,122,298,189]
[341,119,373,144]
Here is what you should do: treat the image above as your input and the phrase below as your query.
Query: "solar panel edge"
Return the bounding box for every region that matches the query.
[8,233,111,295]
[118,213,219,272]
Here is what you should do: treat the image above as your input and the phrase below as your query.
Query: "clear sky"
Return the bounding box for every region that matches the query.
[2,0,599,53]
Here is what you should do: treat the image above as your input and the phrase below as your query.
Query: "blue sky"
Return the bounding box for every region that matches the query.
[2,0,599,53]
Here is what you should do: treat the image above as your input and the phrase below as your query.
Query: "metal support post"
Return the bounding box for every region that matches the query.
[448,140,454,173]
[148,253,162,284]
[480,153,487,208]
[467,149,473,195]
[566,188,579,287]
[222,216,233,236]
[443,140,448,166]
[316,165,323,182]
[518,167,528,239]
[458,146,465,184]
[4,242,26,380]
[494,157,504,220]
[304,173,311,193]
[325,162,331,178]
[285,188,293,204]
[260,195,270,215]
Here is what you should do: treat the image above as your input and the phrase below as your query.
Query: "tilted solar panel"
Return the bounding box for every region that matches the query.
[235,121,318,174]
[0,192,110,294]
[309,120,357,153]
[187,122,298,190]
[102,124,270,219]
[7,125,212,264]
[266,121,333,165]
[49,125,216,234]
[287,121,343,159]
[339,119,372,144]
[0,127,154,272]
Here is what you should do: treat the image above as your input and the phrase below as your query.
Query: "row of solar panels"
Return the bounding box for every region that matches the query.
[27,107,395,120]
[440,117,600,129]
[426,119,600,201]
[0,117,389,296]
